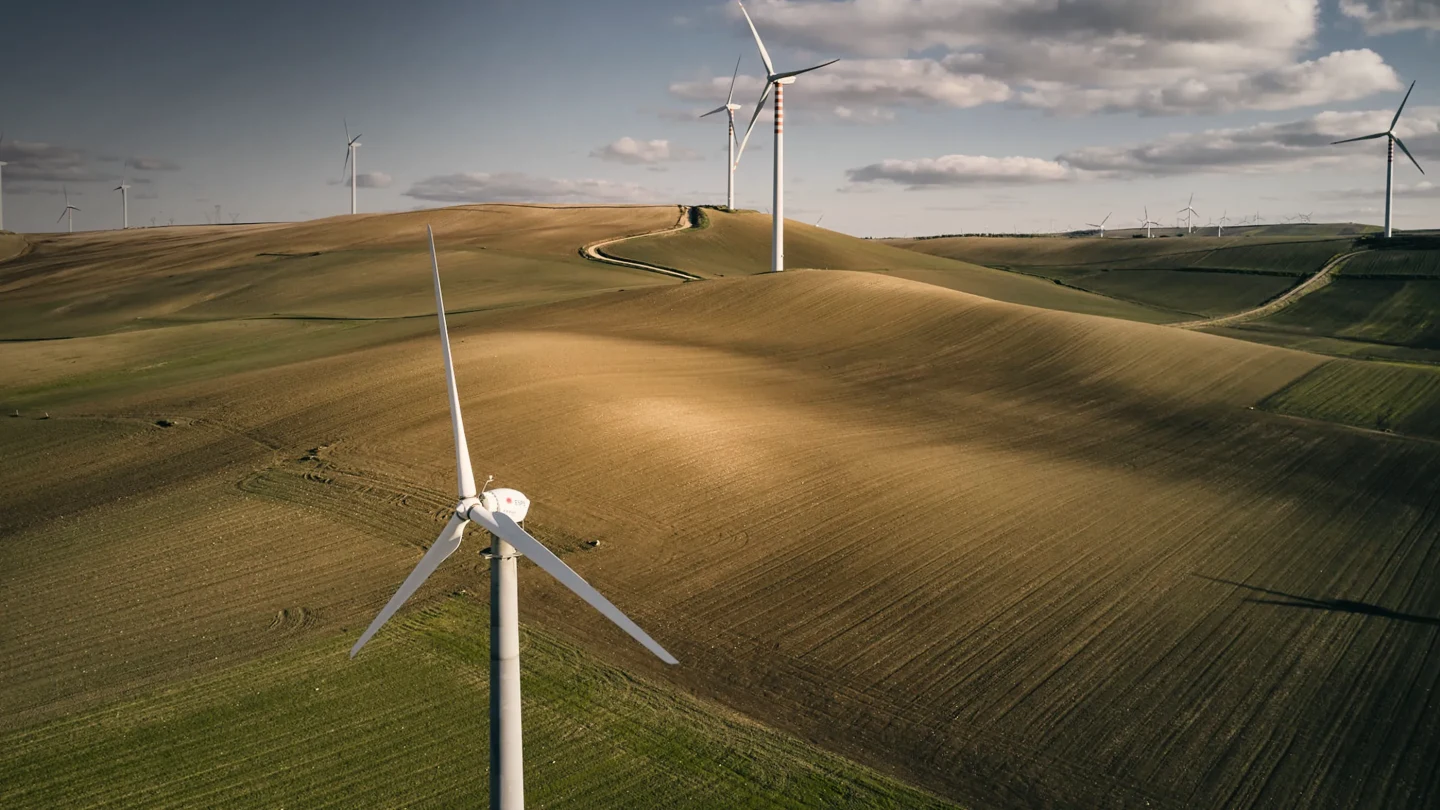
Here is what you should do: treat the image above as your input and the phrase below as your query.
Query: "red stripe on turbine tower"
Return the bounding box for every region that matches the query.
[775,83,784,134]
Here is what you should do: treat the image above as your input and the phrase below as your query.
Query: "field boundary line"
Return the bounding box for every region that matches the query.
[580,206,703,281]
[1169,250,1366,330]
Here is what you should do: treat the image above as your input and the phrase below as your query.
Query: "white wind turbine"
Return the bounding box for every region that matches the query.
[0,133,7,232]
[1217,210,1229,237]
[350,226,677,810]
[1177,193,1199,234]
[1140,206,1160,238]
[114,179,131,229]
[734,0,837,273]
[57,186,79,233]
[700,55,744,210]
[1332,79,1424,239]
[342,119,362,215]
[1086,212,1111,238]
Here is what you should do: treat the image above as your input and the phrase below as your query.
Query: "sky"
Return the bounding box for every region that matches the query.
[2,0,1439,238]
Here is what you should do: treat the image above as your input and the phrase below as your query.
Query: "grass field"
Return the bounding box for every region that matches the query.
[608,209,1177,322]
[5,208,1440,809]
[1,598,953,809]
[884,235,1355,318]
[1236,278,1440,352]
[1259,359,1440,440]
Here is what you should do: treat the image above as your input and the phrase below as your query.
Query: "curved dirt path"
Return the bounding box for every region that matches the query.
[1169,250,1364,330]
[580,206,703,281]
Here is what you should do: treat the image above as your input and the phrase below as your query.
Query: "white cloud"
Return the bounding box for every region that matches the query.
[682,0,1401,116]
[1340,0,1440,34]
[0,139,112,184]
[671,61,1010,113]
[348,171,392,189]
[847,104,1440,187]
[124,156,181,171]
[847,155,1075,187]
[1017,49,1399,116]
[404,172,665,204]
[590,137,701,164]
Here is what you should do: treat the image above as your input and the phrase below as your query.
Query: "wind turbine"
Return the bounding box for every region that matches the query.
[1332,80,1424,238]
[1217,211,1229,237]
[1140,206,1160,238]
[1178,193,1199,234]
[0,133,7,232]
[350,226,677,810]
[57,186,79,233]
[114,180,131,229]
[700,55,744,210]
[735,0,837,273]
[342,119,362,215]
[1086,212,1111,237]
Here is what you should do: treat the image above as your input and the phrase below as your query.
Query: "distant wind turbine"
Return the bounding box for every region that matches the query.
[114,180,131,229]
[735,0,838,272]
[1217,211,1229,237]
[0,133,7,232]
[700,55,744,210]
[342,119,362,215]
[1140,206,1160,238]
[57,186,79,233]
[1332,80,1424,239]
[1086,212,1111,237]
[1177,193,1199,234]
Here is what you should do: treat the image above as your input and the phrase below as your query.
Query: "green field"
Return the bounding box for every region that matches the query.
[1259,359,1440,441]
[1339,239,1440,277]
[609,209,1177,322]
[7,207,1440,810]
[1237,278,1440,352]
[883,235,1354,319]
[1,597,953,809]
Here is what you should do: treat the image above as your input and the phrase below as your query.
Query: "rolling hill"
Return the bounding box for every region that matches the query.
[4,209,1440,809]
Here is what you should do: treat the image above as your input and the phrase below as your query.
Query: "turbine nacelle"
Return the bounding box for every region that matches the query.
[480,487,531,523]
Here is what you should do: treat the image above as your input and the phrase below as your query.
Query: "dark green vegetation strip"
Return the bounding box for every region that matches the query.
[1239,279,1440,353]
[1258,359,1440,441]
[0,598,957,810]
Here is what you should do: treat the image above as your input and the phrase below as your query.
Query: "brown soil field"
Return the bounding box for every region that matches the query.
[4,209,1440,809]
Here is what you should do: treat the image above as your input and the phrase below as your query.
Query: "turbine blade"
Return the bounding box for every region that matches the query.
[56,210,65,223]
[479,510,678,665]
[772,59,839,81]
[344,117,350,143]
[737,2,774,77]
[699,104,729,118]
[428,226,478,500]
[1394,136,1425,175]
[350,513,469,658]
[342,148,351,183]
[1390,79,1416,132]
[734,82,773,167]
[1102,213,1111,225]
[727,53,741,105]
[1331,132,1388,145]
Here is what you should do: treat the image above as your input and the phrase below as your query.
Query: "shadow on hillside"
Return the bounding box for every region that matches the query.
[1195,574,1440,626]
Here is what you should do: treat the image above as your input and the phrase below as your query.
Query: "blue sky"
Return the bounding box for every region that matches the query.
[2,0,1438,237]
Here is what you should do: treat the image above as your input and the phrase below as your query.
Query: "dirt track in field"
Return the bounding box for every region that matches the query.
[4,210,1440,809]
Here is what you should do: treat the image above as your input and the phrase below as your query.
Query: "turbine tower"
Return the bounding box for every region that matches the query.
[57,186,79,233]
[342,119,362,215]
[1332,80,1424,238]
[735,1,837,273]
[1178,193,1199,234]
[114,180,131,229]
[700,55,744,210]
[1086,212,1111,237]
[1217,211,1229,238]
[351,227,677,810]
[0,133,7,232]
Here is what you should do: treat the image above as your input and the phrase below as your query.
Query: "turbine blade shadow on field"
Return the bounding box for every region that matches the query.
[1195,575,1440,626]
